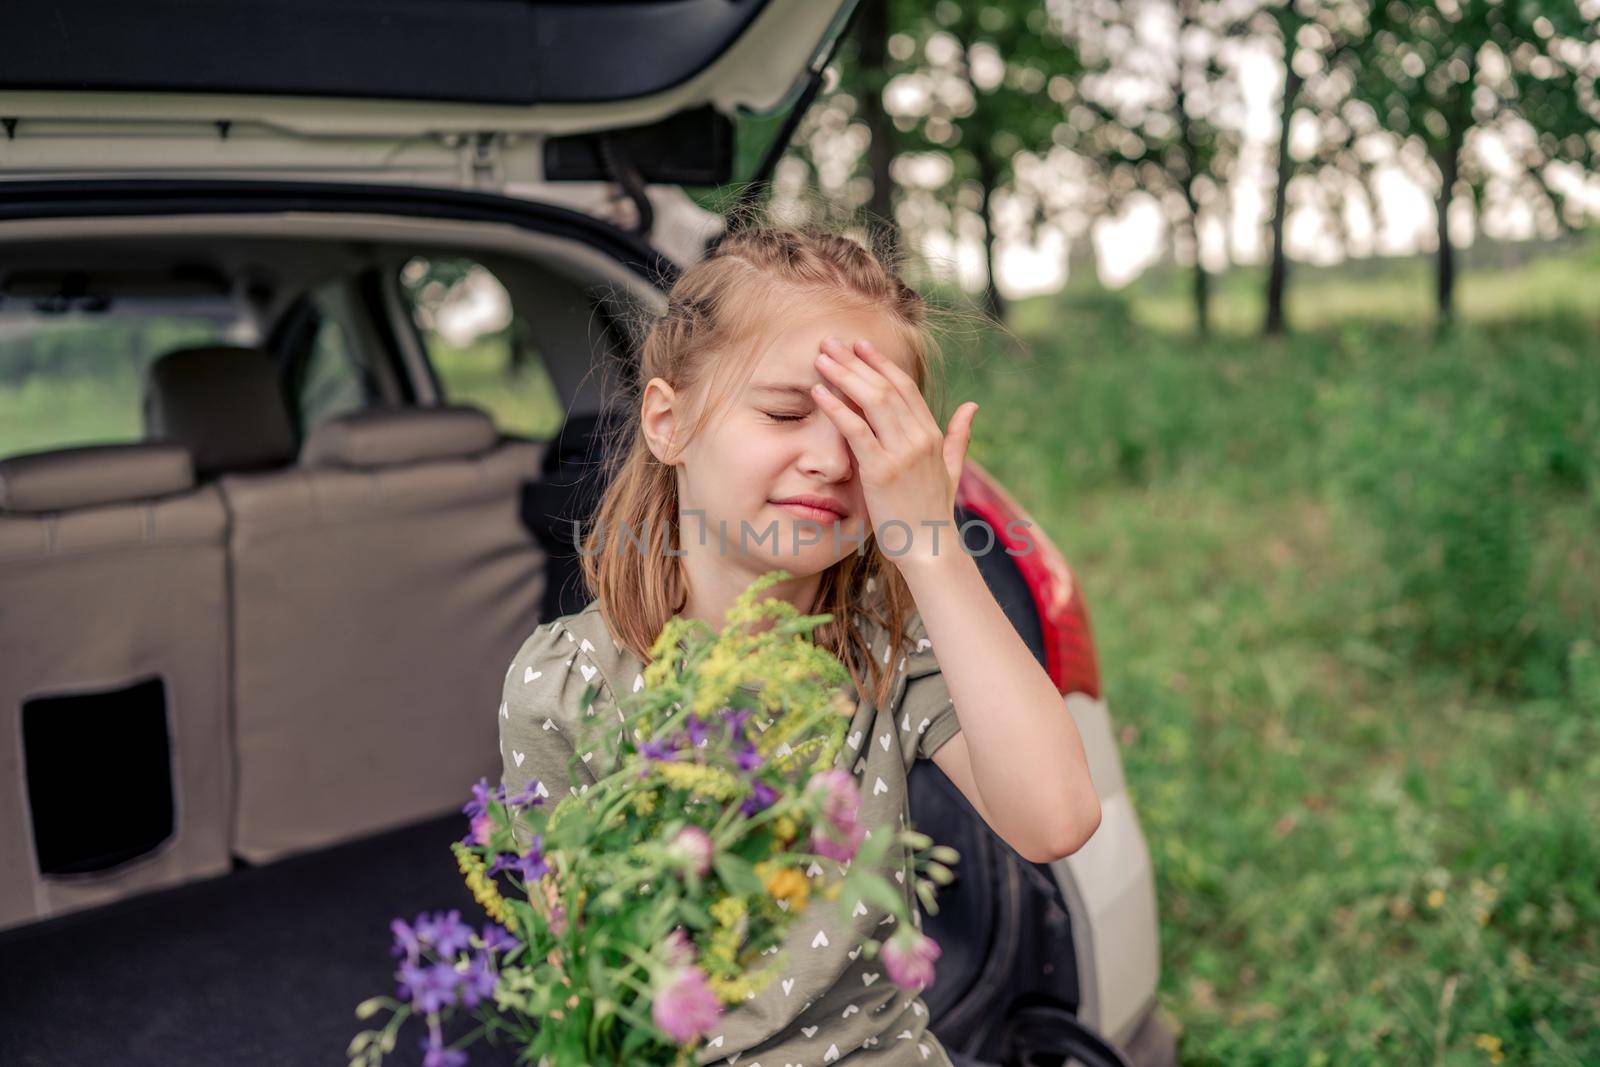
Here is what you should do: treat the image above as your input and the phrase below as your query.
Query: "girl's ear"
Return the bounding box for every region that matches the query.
[640,376,682,465]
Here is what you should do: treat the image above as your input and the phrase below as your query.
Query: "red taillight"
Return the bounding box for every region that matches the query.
[955,461,1101,699]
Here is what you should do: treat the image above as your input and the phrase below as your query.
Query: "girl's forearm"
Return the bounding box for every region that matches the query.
[899,548,1101,857]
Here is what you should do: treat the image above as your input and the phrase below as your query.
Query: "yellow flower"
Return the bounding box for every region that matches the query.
[707,955,786,1004]
[711,895,748,928]
[1426,888,1446,910]
[772,815,798,845]
[654,761,741,801]
[452,841,515,929]
[761,864,810,912]
[1472,1034,1504,1063]
[631,787,658,817]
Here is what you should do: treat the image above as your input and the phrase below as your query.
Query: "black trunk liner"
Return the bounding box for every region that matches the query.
[0,812,522,1067]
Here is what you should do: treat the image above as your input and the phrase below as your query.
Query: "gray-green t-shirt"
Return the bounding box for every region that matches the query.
[498,596,963,1067]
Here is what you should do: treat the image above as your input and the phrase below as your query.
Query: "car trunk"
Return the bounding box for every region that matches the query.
[0,192,664,1064]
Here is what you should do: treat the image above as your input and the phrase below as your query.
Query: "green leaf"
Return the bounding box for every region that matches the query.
[678,899,715,930]
[713,852,766,896]
[855,875,904,916]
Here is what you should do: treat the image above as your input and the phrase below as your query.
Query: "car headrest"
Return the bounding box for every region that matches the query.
[300,406,498,470]
[0,443,195,513]
[144,346,297,479]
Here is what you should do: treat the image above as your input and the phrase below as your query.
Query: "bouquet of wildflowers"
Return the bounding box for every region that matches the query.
[349,570,959,1067]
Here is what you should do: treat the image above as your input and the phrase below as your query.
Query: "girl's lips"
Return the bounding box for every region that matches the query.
[772,500,847,522]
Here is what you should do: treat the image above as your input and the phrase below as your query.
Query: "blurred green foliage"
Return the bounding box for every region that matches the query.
[949,245,1599,1065]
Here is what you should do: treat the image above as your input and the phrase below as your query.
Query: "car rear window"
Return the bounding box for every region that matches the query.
[398,256,562,440]
[0,301,257,460]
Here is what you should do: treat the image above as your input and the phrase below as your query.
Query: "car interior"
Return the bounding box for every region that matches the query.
[0,223,648,922]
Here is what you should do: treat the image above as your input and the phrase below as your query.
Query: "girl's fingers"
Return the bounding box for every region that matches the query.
[943,401,978,489]
[816,338,915,446]
[811,382,886,464]
[851,339,941,437]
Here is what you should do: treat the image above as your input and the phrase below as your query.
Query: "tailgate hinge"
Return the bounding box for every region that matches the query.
[453,131,504,190]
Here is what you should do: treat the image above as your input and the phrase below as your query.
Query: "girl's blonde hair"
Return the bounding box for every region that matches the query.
[579,213,953,712]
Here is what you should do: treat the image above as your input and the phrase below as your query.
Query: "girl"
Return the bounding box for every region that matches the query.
[498,225,1101,1067]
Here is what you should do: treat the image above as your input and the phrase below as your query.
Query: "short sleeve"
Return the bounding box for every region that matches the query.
[497,616,622,843]
[896,614,962,764]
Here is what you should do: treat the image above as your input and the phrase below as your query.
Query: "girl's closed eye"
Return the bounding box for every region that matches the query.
[764,409,809,423]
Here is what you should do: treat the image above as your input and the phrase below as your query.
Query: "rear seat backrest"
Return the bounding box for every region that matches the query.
[223,405,547,863]
[0,443,232,933]
[145,345,298,479]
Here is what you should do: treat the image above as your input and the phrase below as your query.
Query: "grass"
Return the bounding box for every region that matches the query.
[425,335,565,440]
[956,245,1600,1065]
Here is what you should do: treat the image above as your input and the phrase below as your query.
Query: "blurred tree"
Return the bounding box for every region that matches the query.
[1248,0,1373,336]
[1056,0,1244,337]
[855,0,901,263]
[1348,0,1600,322]
[797,0,1082,323]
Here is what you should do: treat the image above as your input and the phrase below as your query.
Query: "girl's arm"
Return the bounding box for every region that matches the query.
[809,332,1100,862]
[903,549,1102,863]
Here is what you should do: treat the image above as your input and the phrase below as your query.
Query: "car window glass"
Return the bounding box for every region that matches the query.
[398,256,562,439]
[295,294,369,432]
[0,299,256,459]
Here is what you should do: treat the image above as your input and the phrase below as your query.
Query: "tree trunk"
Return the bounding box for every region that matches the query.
[1265,66,1303,337]
[1434,131,1462,323]
[1172,0,1209,338]
[976,145,1006,323]
[1190,221,1210,339]
[856,0,900,264]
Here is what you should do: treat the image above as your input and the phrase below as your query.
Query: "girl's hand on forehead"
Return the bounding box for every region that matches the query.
[811,335,978,571]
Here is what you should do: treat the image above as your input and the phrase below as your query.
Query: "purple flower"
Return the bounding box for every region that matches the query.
[652,965,722,1044]
[740,779,779,817]
[415,910,474,958]
[421,1040,469,1067]
[806,769,866,862]
[668,826,714,878]
[462,778,497,820]
[511,844,550,884]
[733,743,765,773]
[391,917,423,961]
[489,836,549,884]
[506,779,545,808]
[456,952,498,1009]
[396,960,428,1003]
[479,923,518,955]
[397,960,461,1014]
[639,736,679,763]
[882,929,942,991]
[685,714,715,749]
[719,706,753,737]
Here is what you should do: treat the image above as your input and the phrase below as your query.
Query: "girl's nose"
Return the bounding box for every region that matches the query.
[799,419,854,482]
